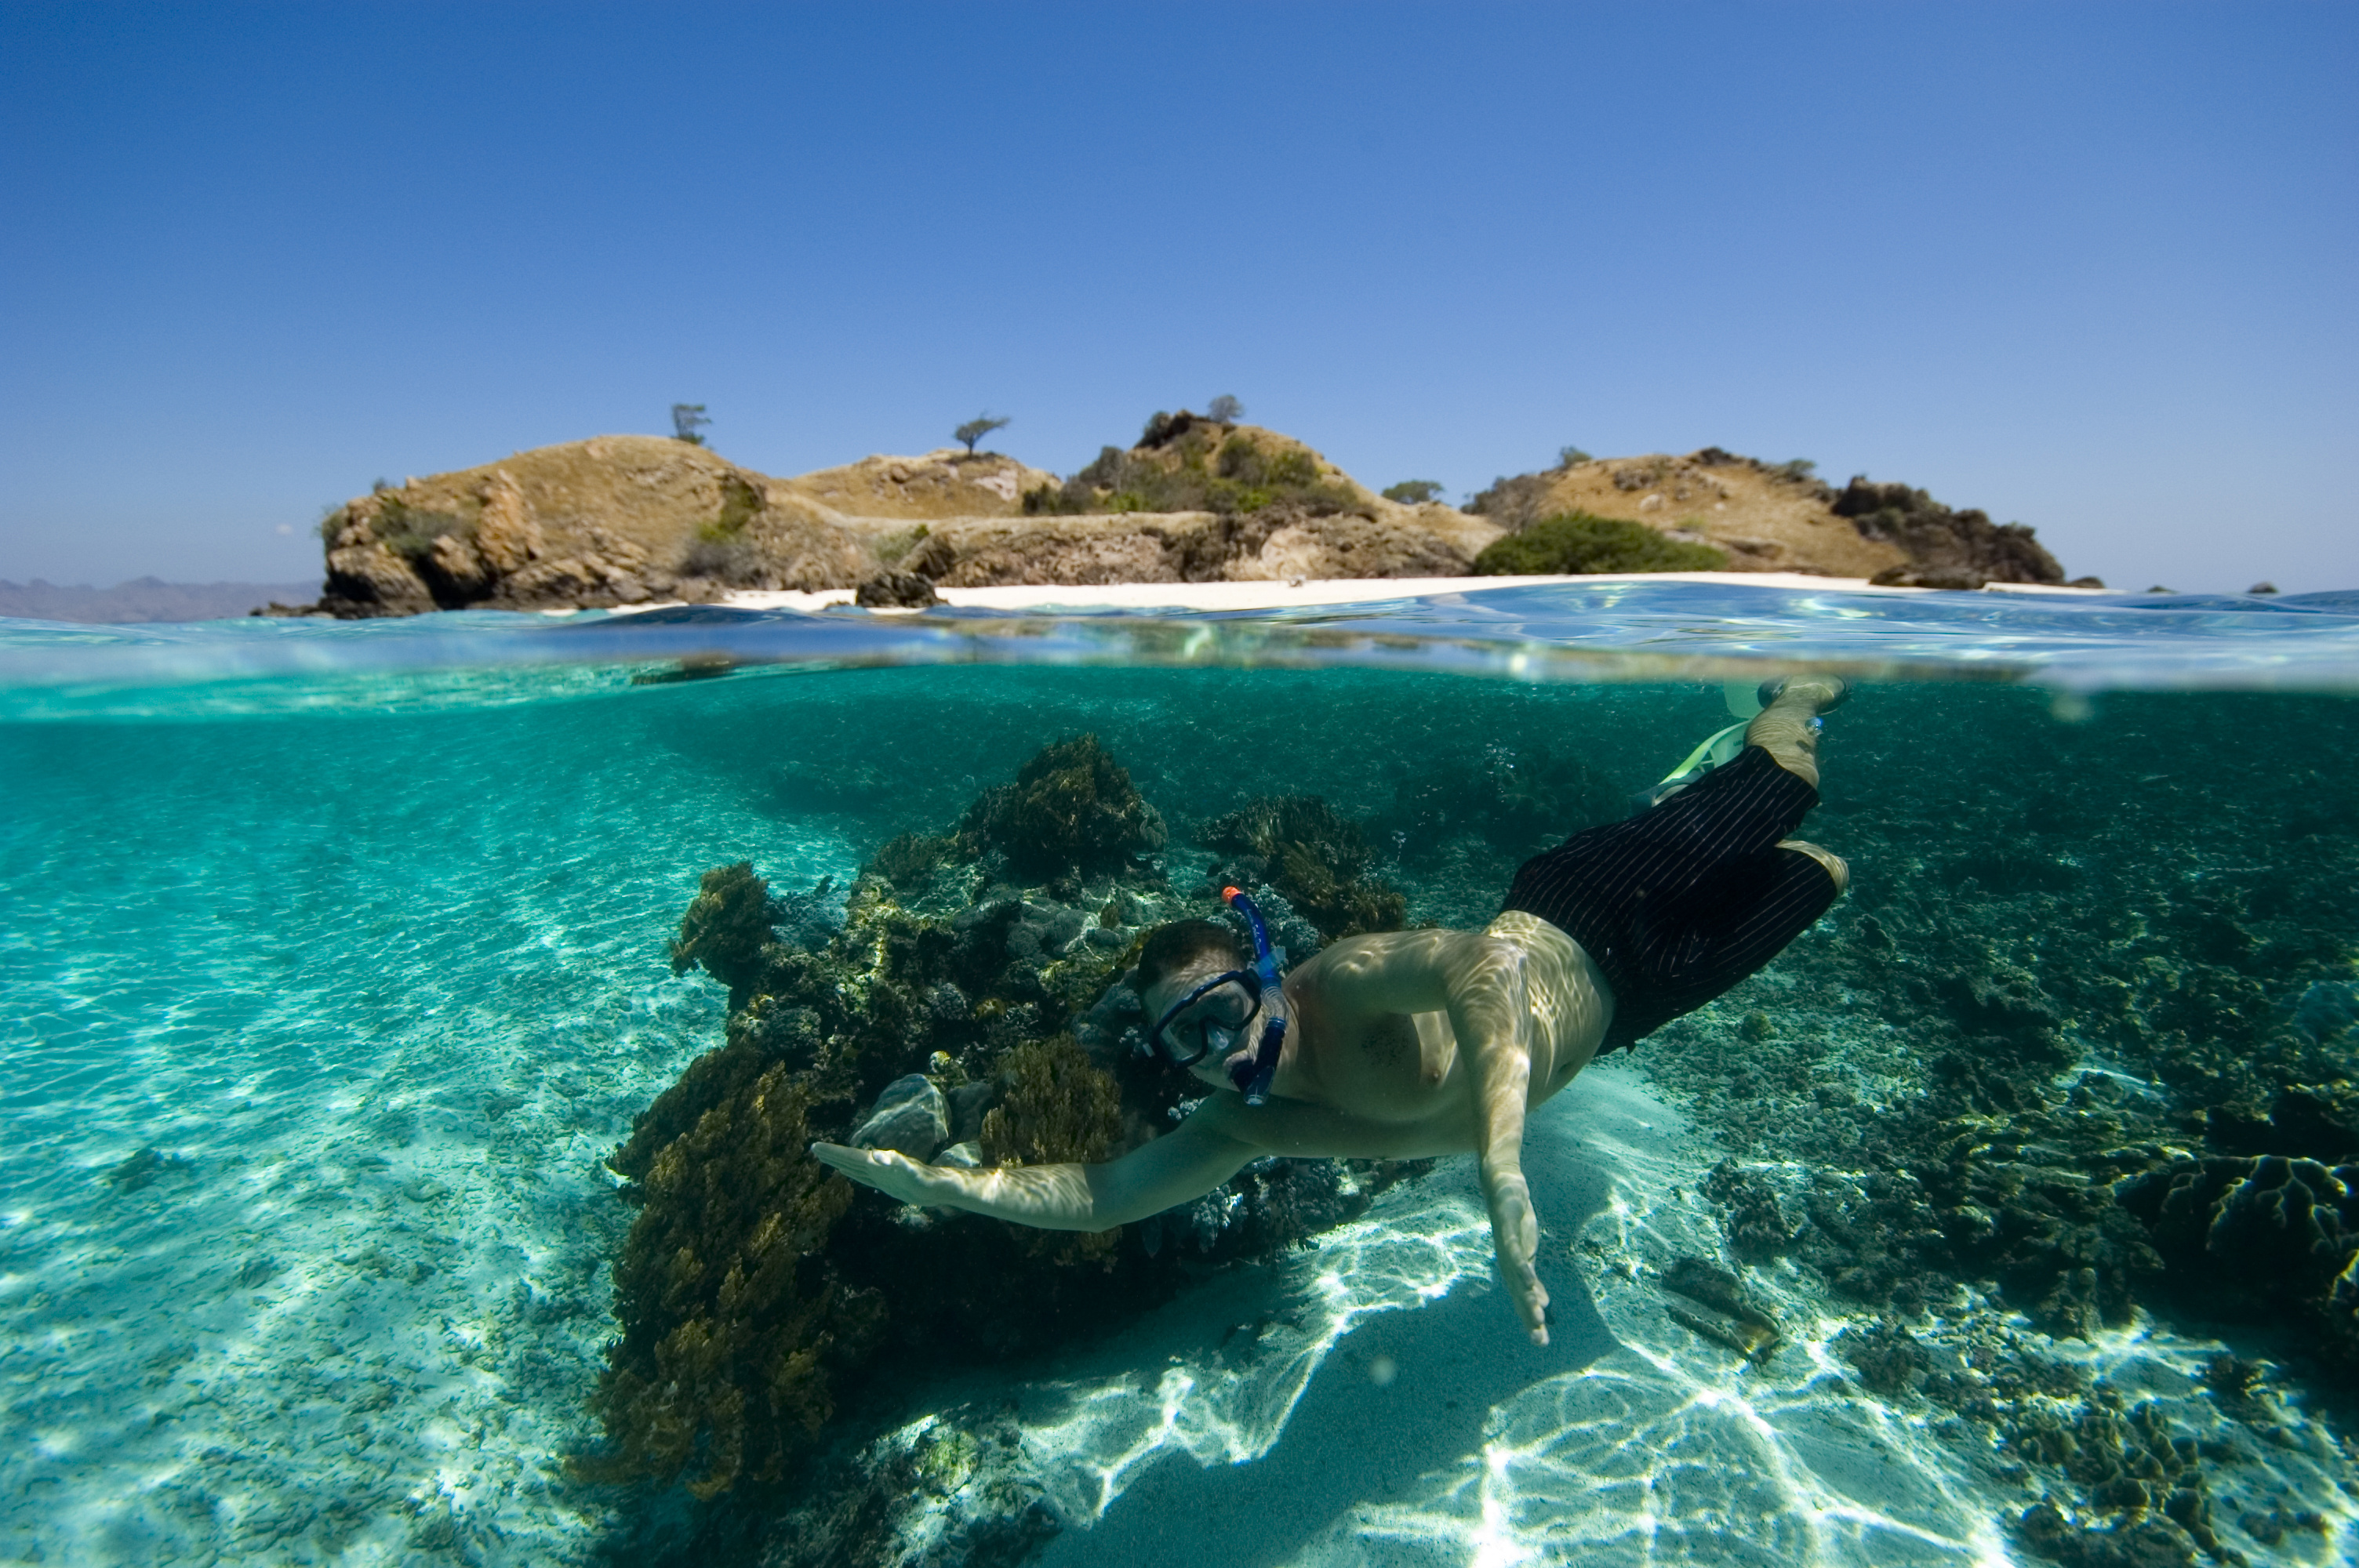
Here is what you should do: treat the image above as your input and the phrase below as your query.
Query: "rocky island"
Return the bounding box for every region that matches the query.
[271,412,2095,618]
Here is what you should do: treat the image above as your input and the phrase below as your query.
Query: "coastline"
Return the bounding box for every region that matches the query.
[588,571,2117,620]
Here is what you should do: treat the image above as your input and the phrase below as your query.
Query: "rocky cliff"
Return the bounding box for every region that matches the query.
[278,421,2087,616]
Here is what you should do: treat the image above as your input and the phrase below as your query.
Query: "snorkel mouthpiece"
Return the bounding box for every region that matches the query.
[1221,887,1288,1106]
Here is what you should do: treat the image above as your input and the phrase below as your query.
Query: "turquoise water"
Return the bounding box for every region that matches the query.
[2,582,2357,1566]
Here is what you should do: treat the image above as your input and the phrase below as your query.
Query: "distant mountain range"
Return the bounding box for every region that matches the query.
[0,577,322,624]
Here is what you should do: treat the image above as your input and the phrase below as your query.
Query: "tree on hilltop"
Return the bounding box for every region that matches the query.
[673,404,711,445]
[1383,480,1445,504]
[955,414,1012,455]
[1206,394,1245,424]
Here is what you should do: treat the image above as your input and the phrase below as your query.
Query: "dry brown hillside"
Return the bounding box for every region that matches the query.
[778,449,1060,522]
[1468,448,2081,587]
[278,420,2077,618]
[1473,451,1906,579]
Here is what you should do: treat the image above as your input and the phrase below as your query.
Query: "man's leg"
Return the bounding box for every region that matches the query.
[1745,677,1847,789]
[1779,837,1848,895]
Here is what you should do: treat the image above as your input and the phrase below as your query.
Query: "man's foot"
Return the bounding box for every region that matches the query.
[1779,837,1850,894]
[1759,675,1849,713]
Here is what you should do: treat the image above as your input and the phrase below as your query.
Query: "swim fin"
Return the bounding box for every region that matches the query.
[1631,719,1750,812]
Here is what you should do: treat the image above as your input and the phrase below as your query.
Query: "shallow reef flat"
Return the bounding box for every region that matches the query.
[0,663,2354,1567]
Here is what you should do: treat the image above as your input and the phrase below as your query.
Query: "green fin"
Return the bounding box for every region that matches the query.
[1657,720,1749,789]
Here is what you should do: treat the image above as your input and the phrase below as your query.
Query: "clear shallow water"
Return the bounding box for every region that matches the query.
[2,582,2356,1567]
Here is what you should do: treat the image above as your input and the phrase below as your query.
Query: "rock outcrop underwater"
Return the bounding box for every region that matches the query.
[578,736,1423,1511]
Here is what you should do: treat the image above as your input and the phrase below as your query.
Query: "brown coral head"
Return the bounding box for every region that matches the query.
[959,735,1167,883]
[669,862,774,1004]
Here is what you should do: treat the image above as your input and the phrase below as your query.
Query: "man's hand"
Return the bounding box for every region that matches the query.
[1483,1160,1550,1345]
[811,1142,965,1208]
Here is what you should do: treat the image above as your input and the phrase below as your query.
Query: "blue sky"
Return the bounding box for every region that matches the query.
[2,2,2352,591]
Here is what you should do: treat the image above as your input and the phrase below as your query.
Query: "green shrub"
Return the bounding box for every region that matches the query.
[1382,480,1445,504]
[1473,512,1728,575]
[1022,417,1360,517]
[694,474,765,543]
[369,497,471,561]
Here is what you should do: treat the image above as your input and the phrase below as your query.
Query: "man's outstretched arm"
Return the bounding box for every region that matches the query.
[811,1112,1257,1232]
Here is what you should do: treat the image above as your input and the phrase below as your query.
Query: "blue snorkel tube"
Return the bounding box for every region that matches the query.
[1221,886,1289,1106]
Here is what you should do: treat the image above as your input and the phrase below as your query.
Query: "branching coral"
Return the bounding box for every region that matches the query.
[866,832,954,893]
[981,1036,1125,1265]
[669,862,776,1007]
[1198,794,1406,939]
[2117,1152,2359,1374]
[958,734,1166,882]
[584,1047,876,1498]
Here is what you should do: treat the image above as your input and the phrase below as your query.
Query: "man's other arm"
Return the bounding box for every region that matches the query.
[812,1111,1256,1231]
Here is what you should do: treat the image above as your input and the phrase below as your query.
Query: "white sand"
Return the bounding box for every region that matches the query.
[583,572,2110,620]
[824,1063,2358,1566]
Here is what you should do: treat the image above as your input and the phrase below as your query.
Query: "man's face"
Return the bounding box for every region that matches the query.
[1140,954,1259,1091]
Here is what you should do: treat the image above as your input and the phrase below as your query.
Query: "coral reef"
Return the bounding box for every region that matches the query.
[2119,1153,2359,1374]
[1633,689,2359,1561]
[1196,794,1407,939]
[980,1036,1126,1265]
[583,737,1428,1519]
[586,1058,870,1499]
[668,862,777,1008]
[957,734,1167,884]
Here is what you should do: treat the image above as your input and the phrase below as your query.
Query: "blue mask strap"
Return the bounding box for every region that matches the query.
[1221,887,1288,1105]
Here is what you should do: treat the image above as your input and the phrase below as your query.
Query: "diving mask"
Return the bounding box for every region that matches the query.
[1143,887,1290,1105]
[1147,969,1265,1067]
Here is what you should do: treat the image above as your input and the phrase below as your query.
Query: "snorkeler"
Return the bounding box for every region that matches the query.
[813,677,1852,1346]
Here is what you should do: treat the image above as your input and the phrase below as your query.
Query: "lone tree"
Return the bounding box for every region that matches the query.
[673,404,712,445]
[1557,445,1593,467]
[954,413,1012,455]
[1382,480,1445,504]
[1206,394,1245,424]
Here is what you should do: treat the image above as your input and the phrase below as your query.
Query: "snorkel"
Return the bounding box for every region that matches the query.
[1221,886,1289,1106]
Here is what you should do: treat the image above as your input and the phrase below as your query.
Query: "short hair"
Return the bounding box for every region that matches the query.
[1136,919,1246,993]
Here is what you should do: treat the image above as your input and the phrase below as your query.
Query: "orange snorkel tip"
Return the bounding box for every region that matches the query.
[1221,885,1243,902]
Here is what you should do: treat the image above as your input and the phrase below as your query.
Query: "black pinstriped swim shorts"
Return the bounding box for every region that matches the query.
[1499,743,1841,1052]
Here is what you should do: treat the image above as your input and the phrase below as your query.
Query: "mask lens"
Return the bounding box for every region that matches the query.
[1154,974,1257,1065]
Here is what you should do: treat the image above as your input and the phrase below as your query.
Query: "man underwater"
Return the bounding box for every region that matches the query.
[814,677,1851,1345]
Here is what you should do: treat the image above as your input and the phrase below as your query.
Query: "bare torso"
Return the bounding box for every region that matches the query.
[1190,910,1614,1160]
